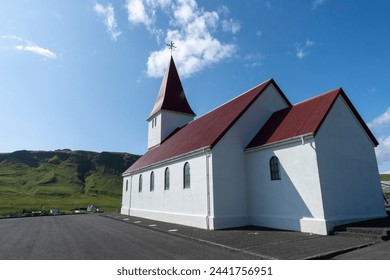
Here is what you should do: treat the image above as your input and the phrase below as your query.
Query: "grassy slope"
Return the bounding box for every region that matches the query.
[380,174,390,181]
[0,150,139,215]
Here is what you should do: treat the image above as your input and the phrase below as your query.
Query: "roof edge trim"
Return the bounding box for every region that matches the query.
[147,109,196,122]
[245,133,315,153]
[123,146,211,176]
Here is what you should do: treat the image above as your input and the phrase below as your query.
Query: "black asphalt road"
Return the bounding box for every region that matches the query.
[331,242,390,260]
[0,214,254,260]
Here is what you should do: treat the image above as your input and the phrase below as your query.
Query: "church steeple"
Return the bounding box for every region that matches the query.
[147,56,196,149]
[148,56,195,119]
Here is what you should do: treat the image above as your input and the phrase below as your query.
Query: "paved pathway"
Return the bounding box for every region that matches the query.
[101,213,379,260]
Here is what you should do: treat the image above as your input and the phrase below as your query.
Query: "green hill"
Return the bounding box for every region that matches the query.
[380,174,390,181]
[0,149,140,215]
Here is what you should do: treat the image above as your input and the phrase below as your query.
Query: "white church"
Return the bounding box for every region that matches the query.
[121,56,386,235]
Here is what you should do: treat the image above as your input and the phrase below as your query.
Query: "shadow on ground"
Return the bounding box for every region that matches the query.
[102,210,390,260]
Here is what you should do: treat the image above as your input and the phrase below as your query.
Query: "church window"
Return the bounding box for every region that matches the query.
[125,180,128,192]
[139,174,143,192]
[150,171,155,191]
[164,167,170,190]
[270,156,281,180]
[151,117,157,128]
[151,118,157,128]
[183,162,190,189]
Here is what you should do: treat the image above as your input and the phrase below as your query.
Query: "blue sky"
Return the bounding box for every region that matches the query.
[1,0,390,172]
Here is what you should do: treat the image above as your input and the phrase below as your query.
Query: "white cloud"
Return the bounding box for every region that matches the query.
[305,39,315,46]
[126,0,154,27]
[217,5,240,34]
[296,49,305,59]
[147,32,235,77]
[266,1,272,9]
[368,107,390,129]
[295,39,316,59]
[127,0,237,78]
[146,0,172,7]
[1,35,23,42]
[222,18,241,34]
[370,108,390,170]
[243,52,263,68]
[312,0,326,9]
[16,43,57,59]
[217,5,230,17]
[172,0,197,25]
[126,0,169,42]
[94,3,122,41]
[2,35,57,59]
[376,136,390,165]
[256,31,262,38]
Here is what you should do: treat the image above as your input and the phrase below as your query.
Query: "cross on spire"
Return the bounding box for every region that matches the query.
[166,41,177,56]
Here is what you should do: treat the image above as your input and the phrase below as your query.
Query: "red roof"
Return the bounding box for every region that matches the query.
[125,79,290,174]
[246,88,378,149]
[148,56,195,119]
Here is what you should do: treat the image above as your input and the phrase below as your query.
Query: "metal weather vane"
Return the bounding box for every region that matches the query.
[166,41,177,56]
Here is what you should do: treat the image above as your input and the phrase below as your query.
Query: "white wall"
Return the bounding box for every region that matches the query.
[148,111,194,149]
[161,111,194,142]
[122,151,213,229]
[315,96,386,229]
[121,177,132,215]
[211,84,290,229]
[147,112,161,149]
[246,138,328,235]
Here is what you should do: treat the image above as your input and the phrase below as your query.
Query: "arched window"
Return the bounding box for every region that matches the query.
[270,156,281,180]
[183,162,190,189]
[150,172,154,191]
[164,167,170,190]
[139,174,143,192]
[125,180,128,192]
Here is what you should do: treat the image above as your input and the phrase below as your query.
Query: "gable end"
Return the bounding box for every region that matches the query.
[334,90,378,146]
[246,87,378,149]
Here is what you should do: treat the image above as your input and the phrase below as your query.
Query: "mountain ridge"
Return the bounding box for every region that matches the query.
[0,149,141,215]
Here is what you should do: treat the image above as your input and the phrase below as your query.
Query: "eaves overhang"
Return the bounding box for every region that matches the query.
[245,133,315,153]
[122,146,211,176]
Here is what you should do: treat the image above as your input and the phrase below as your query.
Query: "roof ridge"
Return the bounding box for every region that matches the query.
[293,87,341,106]
[188,79,274,122]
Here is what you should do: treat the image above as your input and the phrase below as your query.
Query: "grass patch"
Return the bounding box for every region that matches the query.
[380,174,390,181]
[0,195,121,215]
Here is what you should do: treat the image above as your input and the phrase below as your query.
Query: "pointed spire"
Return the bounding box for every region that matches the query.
[148,56,195,119]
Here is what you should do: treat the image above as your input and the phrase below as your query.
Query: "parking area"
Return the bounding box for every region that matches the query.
[0,214,255,260]
[1,212,388,260]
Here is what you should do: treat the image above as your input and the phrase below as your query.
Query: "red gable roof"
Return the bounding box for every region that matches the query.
[246,88,378,149]
[148,56,195,119]
[125,79,290,174]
